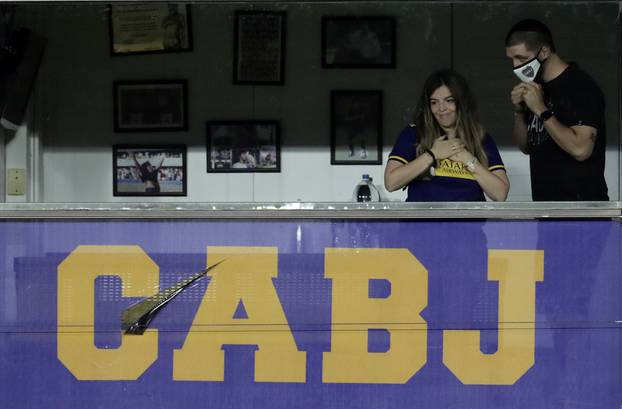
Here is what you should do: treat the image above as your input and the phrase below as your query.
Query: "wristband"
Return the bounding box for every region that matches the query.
[539,109,554,121]
[424,149,436,165]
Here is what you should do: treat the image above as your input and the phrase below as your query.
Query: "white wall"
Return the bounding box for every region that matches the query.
[9,2,620,203]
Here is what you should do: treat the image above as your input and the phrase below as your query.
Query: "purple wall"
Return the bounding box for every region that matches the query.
[0,219,620,408]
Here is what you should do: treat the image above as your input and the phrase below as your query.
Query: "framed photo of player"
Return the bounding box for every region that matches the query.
[109,3,193,55]
[233,10,286,85]
[113,145,187,196]
[206,121,280,173]
[113,80,188,132]
[331,90,382,165]
[322,16,395,68]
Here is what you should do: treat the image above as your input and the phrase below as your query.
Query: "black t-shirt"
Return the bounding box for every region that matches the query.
[525,63,608,201]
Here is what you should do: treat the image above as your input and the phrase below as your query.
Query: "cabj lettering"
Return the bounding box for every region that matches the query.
[57,245,543,385]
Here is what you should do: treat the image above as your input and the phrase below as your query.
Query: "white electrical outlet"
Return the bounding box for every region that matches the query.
[7,168,26,196]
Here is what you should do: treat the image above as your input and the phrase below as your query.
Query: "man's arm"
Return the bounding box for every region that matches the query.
[522,82,596,161]
[540,119,596,162]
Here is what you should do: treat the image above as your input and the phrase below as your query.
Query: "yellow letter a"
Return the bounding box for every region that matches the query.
[173,246,306,382]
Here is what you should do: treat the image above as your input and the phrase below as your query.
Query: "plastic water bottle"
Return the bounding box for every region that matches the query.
[352,174,381,202]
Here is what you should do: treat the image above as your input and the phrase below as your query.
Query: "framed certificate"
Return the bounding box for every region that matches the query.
[233,10,286,85]
[109,3,193,55]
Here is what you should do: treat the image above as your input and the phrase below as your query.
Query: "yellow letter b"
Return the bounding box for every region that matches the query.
[323,248,428,384]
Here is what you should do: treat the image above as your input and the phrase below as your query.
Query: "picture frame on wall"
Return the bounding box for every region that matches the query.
[331,90,382,165]
[109,3,193,55]
[322,16,395,68]
[207,120,280,172]
[113,80,188,132]
[233,10,286,85]
[113,145,187,196]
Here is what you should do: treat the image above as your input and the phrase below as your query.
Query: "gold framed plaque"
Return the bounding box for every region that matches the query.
[109,4,193,55]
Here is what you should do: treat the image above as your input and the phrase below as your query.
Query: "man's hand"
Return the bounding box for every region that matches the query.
[521,82,547,116]
[511,83,526,111]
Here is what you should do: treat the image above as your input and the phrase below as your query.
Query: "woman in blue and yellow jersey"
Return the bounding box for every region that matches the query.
[385,69,509,201]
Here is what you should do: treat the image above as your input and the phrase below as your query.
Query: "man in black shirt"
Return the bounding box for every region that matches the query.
[505,19,608,201]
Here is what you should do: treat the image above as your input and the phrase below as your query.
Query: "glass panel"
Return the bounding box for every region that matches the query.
[1,1,618,202]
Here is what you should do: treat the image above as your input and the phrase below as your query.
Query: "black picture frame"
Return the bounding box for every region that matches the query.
[109,3,193,56]
[113,144,187,196]
[331,90,383,165]
[322,16,395,68]
[207,121,281,172]
[113,80,188,132]
[233,10,286,85]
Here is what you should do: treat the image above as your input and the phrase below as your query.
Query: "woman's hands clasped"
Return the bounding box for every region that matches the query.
[449,149,477,170]
[431,135,477,170]
[430,135,465,160]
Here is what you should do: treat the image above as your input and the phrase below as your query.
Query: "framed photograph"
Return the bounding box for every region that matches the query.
[233,10,286,85]
[207,121,280,172]
[113,145,187,196]
[331,90,382,165]
[113,80,187,132]
[109,3,193,55]
[322,16,395,68]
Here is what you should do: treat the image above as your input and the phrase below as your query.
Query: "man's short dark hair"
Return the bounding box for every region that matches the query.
[505,19,556,53]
